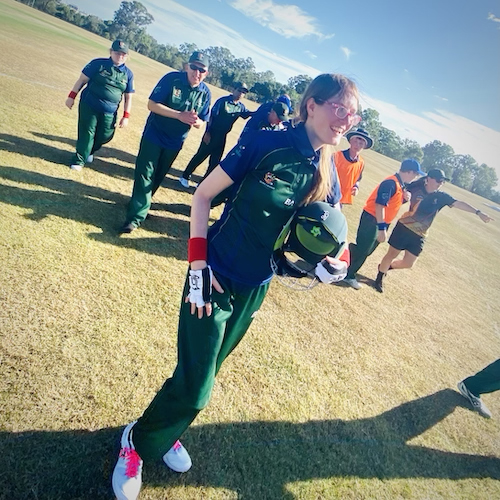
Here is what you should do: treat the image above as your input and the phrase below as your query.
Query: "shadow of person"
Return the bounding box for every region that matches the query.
[1,390,497,499]
[31,131,138,167]
[0,133,134,180]
[0,166,188,260]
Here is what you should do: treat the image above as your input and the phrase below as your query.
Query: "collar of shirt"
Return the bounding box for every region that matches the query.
[288,122,318,164]
[108,57,126,72]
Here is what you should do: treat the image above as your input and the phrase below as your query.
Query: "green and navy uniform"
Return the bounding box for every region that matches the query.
[126,71,211,227]
[388,178,456,256]
[132,123,340,461]
[72,57,134,166]
[239,101,281,142]
[181,95,252,181]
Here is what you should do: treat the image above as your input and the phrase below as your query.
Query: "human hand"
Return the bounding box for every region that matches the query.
[65,97,74,110]
[315,257,348,284]
[202,131,211,144]
[185,265,224,319]
[478,212,494,223]
[351,186,359,196]
[377,229,387,243]
[403,190,411,202]
[178,110,199,126]
[119,117,129,128]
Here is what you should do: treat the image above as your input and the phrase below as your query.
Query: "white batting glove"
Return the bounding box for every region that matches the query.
[187,266,213,308]
[315,259,348,284]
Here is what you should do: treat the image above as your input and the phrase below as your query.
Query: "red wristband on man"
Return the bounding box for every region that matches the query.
[68,91,77,99]
[188,237,207,263]
[123,111,130,118]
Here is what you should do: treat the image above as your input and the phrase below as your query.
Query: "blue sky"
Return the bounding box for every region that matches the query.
[73,0,500,177]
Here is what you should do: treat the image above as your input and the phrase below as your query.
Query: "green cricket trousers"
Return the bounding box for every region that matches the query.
[463,359,500,396]
[346,210,380,279]
[126,137,180,227]
[132,270,270,462]
[72,101,117,166]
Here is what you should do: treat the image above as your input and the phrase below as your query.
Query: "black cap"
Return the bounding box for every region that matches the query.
[236,82,249,93]
[426,168,450,182]
[272,102,289,121]
[111,40,129,54]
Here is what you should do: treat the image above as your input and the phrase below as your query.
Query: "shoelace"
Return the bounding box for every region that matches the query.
[120,447,141,478]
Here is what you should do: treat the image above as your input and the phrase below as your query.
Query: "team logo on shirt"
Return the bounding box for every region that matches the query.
[172,87,182,101]
[264,172,276,185]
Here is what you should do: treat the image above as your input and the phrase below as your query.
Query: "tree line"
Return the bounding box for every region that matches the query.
[17,0,500,203]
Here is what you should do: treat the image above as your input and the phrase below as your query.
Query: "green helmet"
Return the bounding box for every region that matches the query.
[284,202,348,266]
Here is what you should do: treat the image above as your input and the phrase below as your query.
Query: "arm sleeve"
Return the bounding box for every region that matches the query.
[326,162,341,205]
[375,179,397,206]
[197,87,211,122]
[82,59,99,78]
[125,69,135,93]
[219,140,261,184]
[440,192,456,208]
[148,73,174,102]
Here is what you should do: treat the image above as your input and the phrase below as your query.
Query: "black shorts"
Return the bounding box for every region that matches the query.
[388,222,425,257]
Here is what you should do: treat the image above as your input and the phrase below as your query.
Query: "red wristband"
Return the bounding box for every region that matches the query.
[68,91,77,99]
[123,111,130,118]
[188,237,207,263]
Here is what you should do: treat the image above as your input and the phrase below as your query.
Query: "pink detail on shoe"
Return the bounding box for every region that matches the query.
[120,447,141,478]
[172,440,182,451]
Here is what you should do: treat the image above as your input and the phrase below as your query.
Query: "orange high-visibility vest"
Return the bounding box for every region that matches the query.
[334,150,364,205]
[363,174,404,223]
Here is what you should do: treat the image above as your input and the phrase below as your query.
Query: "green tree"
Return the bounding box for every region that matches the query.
[376,127,404,160]
[450,154,477,190]
[470,163,498,198]
[109,1,153,41]
[287,74,312,95]
[421,140,455,176]
[360,109,381,149]
[401,139,423,162]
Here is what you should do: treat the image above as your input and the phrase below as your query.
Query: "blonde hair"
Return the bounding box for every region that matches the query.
[297,74,359,205]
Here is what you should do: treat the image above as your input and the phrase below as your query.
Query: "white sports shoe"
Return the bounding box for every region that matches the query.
[163,440,192,472]
[86,154,94,163]
[457,381,492,418]
[70,164,83,171]
[343,278,363,290]
[112,421,143,500]
[178,177,190,188]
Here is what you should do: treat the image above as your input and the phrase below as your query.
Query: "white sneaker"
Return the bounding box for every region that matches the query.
[163,440,192,472]
[457,381,492,418]
[70,164,83,171]
[178,177,190,188]
[86,154,94,163]
[343,278,363,290]
[112,421,143,500]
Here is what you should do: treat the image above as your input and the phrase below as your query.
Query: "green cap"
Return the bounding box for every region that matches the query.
[111,40,129,54]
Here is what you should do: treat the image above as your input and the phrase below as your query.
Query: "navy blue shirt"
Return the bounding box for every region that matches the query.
[375,173,404,206]
[208,123,341,286]
[143,71,211,151]
[207,95,252,136]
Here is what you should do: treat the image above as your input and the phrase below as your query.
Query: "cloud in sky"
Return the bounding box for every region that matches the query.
[143,0,321,82]
[487,12,500,24]
[340,46,352,60]
[304,50,317,59]
[228,0,334,39]
[434,95,449,102]
[361,93,500,177]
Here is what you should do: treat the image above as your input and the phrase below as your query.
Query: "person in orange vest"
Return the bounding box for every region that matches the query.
[334,128,373,205]
[343,159,424,289]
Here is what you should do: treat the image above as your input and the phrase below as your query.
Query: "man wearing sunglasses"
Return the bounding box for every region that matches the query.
[120,51,211,233]
[179,82,252,188]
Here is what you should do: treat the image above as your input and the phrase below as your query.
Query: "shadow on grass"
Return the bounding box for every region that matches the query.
[1,390,498,499]
[0,133,134,180]
[0,166,189,260]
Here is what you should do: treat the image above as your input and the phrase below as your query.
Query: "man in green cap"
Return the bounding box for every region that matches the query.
[66,39,134,170]
[120,51,211,233]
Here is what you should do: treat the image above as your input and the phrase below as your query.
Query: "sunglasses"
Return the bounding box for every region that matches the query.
[189,64,207,73]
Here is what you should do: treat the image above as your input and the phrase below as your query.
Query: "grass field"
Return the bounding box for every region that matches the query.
[0,1,499,498]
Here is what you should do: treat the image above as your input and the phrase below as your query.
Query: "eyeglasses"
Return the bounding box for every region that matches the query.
[315,99,361,125]
[189,64,207,73]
